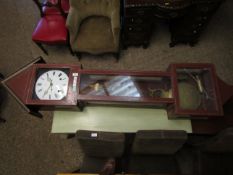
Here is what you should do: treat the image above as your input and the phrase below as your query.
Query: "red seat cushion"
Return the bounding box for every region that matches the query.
[32,15,67,44]
[43,0,70,15]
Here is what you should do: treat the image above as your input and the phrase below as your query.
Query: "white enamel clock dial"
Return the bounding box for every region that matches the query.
[35,70,69,100]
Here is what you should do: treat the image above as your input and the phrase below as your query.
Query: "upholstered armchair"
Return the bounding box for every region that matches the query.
[66,0,121,60]
[76,130,125,173]
[128,130,187,174]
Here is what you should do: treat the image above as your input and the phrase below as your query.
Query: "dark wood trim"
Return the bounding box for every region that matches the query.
[79,69,171,76]
[191,77,233,134]
[170,63,223,117]
[1,57,46,113]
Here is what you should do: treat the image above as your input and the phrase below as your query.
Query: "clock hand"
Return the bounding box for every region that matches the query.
[46,72,54,92]
[47,73,52,83]
[43,84,52,97]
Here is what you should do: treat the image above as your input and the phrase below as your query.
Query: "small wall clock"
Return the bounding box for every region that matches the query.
[2,57,81,118]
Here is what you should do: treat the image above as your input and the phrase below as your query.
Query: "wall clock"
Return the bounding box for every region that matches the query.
[1,57,81,118]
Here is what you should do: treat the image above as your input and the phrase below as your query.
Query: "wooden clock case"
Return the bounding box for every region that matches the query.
[168,63,223,119]
[76,63,224,119]
[77,70,174,106]
[2,57,231,121]
[1,57,80,118]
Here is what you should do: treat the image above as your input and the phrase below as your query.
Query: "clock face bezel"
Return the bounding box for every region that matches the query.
[33,68,70,100]
[26,64,80,106]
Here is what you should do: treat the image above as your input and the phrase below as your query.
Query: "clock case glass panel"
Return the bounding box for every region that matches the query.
[79,74,172,99]
[170,63,223,117]
[32,68,70,100]
[176,68,217,112]
[77,70,174,107]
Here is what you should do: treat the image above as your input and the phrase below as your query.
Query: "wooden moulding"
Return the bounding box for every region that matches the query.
[1,57,46,113]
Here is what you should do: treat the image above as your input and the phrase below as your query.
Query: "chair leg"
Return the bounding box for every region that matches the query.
[75,52,82,61]
[77,101,85,111]
[29,110,43,119]
[35,42,48,55]
[68,45,74,56]
[113,53,120,62]
[142,43,149,49]
[0,117,6,123]
[0,73,4,79]
[67,134,75,139]
[169,42,176,47]
[72,169,80,173]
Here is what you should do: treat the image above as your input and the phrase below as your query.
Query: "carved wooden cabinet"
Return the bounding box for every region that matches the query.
[169,0,222,47]
[122,0,224,48]
[122,1,154,49]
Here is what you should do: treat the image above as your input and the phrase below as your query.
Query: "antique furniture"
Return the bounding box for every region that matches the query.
[169,0,222,47]
[1,57,80,118]
[76,130,125,173]
[122,0,223,48]
[195,127,233,175]
[122,0,155,49]
[177,127,233,175]
[128,130,187,174]
[2,58,233,134]
[168,63,223,118]
[66,0,121,60]
[77,63,223,119]
[32,0,73,55]
[191,78,233,134]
